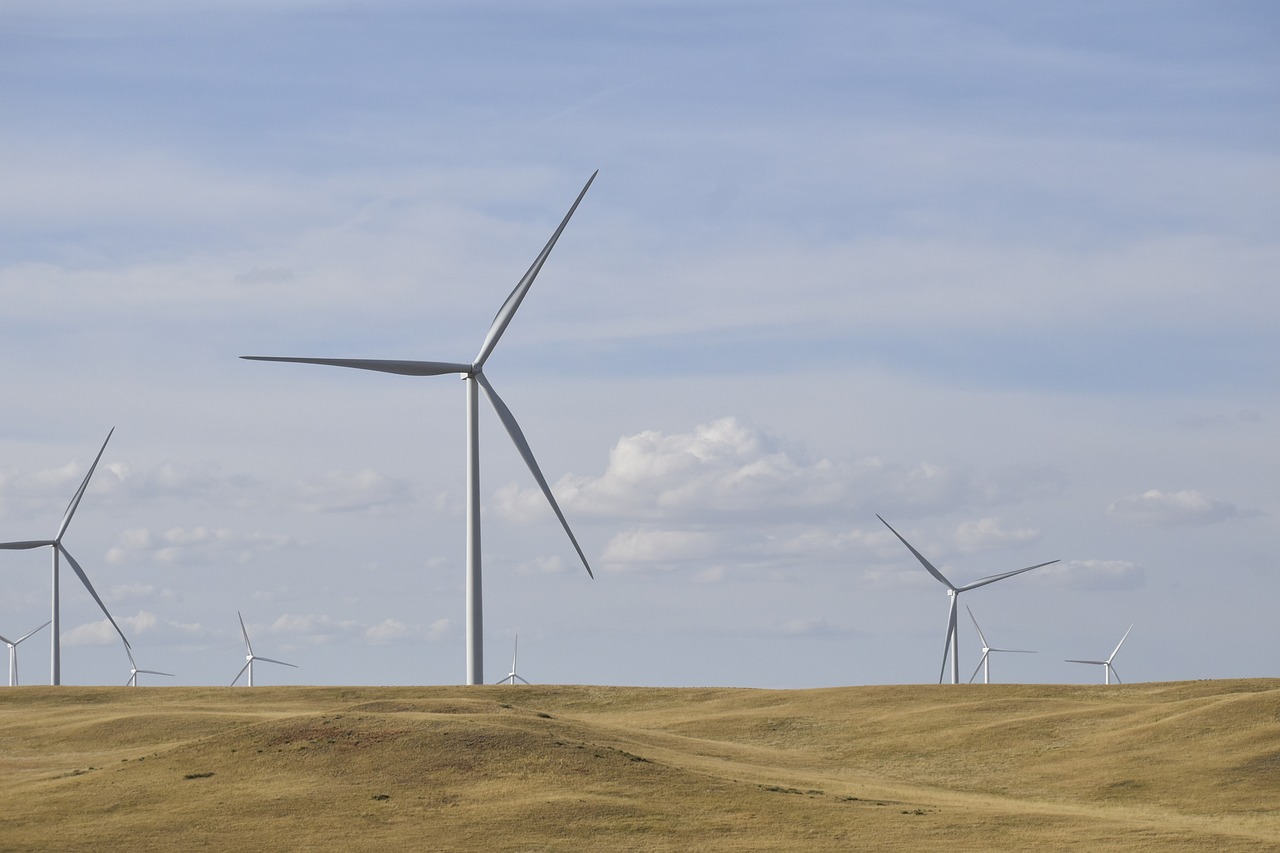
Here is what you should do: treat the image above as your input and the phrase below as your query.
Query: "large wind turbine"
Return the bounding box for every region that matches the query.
[0,430,131,684]
[877,515,1057,684]
[0,621,49,686]
[1066,624,1133,685]
[966,606,1035,684]
[243,172,598,685]
[125,647,174,687]
[494,634,529,685]
[231,611,297,687]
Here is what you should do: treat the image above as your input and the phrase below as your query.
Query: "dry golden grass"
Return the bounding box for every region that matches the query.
[1,679,1276,851]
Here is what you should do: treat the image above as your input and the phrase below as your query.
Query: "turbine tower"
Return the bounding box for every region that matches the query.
[0,621,50,686]
[1066,624,1133,685]
[877,515,1057,684]
[231,611,297,687]
[243,172,598,685]
[495,634,529,685]
[0,429,131,684]
[966,606,1035,684]
[125,647,174,687]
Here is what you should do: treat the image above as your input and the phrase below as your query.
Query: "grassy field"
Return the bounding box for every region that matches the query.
[0,679,1276,851]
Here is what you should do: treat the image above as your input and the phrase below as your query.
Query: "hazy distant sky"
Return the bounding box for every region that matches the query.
[2,1,1276,687]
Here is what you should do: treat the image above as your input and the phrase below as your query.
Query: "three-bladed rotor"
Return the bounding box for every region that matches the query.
[877,514,1057,684]
[0,430,131,684]
[243,172,599,684]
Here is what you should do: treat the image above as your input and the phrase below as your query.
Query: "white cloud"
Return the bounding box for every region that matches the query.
[364,617,452,645]
[291,469,413,513]
[953,517,1041,553]
[1106,489,1242,527]
[501,418,1057,529]
[269,612,359,644]
[601,529,722,570]
[63,610,208,648]
[1035,559,1145,591]
[105,526,295,566]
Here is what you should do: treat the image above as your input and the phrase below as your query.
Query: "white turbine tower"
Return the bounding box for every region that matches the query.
[1066,624,1133,685]
[495,635,529,685]
[0,621,50,686]
[243,172,598,685]
[966,606,1035,684]
[231,612,297,687]
[877,515,1057,684]
[125,647,174,687]
[0,429,131,684]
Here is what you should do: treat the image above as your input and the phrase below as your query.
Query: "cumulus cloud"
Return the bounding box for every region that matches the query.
[365,617,452,645]
[953,517,1041,553]
[500,417,1059,528]
[269,612,360,644]
[105,526,295,566]
[1036,559,1145,591]
[1106,489,1242,527]
[290,469,413,513]
[62,609,204,647]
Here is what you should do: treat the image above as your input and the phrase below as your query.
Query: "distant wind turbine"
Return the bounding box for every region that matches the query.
[966,606,1035,684]
[0,429,131,684]
[877,515,1058,684]
[0,621,50,687]
[1066,624,1133,685]
[125,647,174,687]
[231,612,297,687]
[243,172,599,685]
[494,635,529,685]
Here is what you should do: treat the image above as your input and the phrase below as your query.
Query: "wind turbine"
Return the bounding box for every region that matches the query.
[231,611,297,687]
[966,606,1035,684]
[877,515,1057,684]
[494,634,529,685]
[0,621,50,686]
[0,429,131,684]
[125,647,174,687]
[243,172,598,685]
[1066,624,1133,685]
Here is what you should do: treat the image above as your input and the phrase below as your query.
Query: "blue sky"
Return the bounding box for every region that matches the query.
[1,1,1276,687]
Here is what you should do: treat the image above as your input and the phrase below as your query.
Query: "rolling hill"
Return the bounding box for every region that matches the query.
[1,679,1276,851]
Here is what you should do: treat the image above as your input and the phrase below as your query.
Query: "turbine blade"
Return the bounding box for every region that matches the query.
[125,674,134,687]
[473,171,598,368]
[969,653,987,684]
[475,372,593,578]
[965,605,990,647]
[516,675,531,685]
[1110,665,1122,684]
[0,540,56,550]
[876,515,955,590]
[60,547,130,649]
[1109,624,1134,661]
[57,428,114,541]
[241,356,472,376]
[238,611,254,655]
[255,656,298,668]
[138,669,175,677]
[0,634,11,645]
[13,622,51,645]
[231,661,251,686]
[959,560,1059,592]
[1065,659,1105,665]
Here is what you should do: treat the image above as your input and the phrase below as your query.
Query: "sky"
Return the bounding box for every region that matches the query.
[1,0,1276,688]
